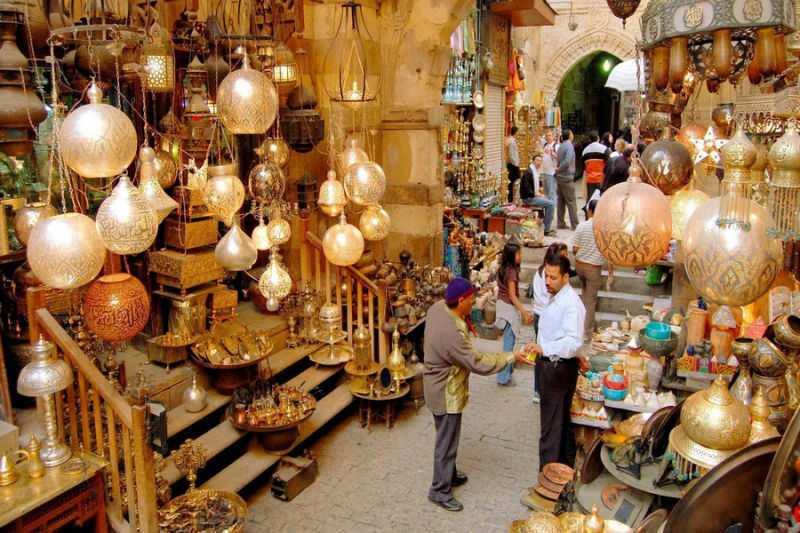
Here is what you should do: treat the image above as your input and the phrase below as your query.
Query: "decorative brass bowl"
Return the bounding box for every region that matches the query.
[773,315,800,349]
[749,338,789,377]
[159,488,247,533]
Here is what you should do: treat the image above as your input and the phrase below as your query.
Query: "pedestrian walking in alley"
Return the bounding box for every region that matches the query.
[556,129,579,230]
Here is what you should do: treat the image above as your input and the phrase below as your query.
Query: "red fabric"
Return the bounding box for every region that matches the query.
[584,159,605,184]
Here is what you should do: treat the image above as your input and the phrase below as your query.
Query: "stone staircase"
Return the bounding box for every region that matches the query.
[518,261,671,330]
[161,303,352,496]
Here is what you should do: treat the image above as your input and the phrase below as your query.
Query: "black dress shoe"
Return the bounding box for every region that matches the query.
[452,471,468,487]
[429,496,464,511]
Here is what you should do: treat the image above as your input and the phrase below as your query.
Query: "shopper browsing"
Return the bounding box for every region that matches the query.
[495,242,534,386]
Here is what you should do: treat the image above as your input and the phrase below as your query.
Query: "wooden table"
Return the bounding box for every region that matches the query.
[459,207,490,232]
[353,383,410,429]
[0,452,107,532]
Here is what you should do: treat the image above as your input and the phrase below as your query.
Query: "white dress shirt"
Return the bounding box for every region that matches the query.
[528,163,541,196]
[536,284,585,360]
[531,269,550,317]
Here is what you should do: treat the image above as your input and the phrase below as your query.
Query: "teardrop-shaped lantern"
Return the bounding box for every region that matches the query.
[248,161,285,204]
[138,146,178,223]
[59,82,137,178]
[251,220,272,250]
[344,161,386,206]
[27,213,106,289]
[318,170,346,217]
[215,220,257,271]
[336,138,369,176]
[96,174,158,255]
[323,212,364,266]
[204,163,245,226]
[359,204,390,241]
[258,249,292,300]
[216,55,278,134]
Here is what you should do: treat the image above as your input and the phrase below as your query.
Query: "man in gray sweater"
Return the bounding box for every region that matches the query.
[556,129,579,230]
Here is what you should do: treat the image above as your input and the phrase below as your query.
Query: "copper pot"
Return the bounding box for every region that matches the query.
[773,315,800,349]
[749,338,789,378]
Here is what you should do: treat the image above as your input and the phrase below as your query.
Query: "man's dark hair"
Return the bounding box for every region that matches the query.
[587,199,598,214]
[539,242,568,274]
[510,126,518,135]
[623,147,634,159]
[545,254,571,275]
[589,131,599,142]
[561,129,572,142]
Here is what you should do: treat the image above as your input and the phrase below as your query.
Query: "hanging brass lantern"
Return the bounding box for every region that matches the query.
[318,170,346,217]
[84,273,150,342]
[27,213,105,290]
[767,119,800,239]
[266,213,291,246]
[323,212,364,267]
[344,161,386,206]
[605,0,641,28]
[215,220,257,271]
[138,146,178,223]
[248,161,285,204]
[141,22,175,92]
[720,123,759,201]
[251,219,271,250]
[95,174,158,255]
[280,49,325,154]
[669,188,709,241]
[323,2,381,103]
[153,149,178,189]
[258,248,292,302]
[216,55,278,134]
[271,43,297,96]
[336,137,369,175]
[359,203,390,241]
[59,82,137,178]
[593,159,672,267]
[13,202,56,246]
[258,137,290,168]
[640,132,693,195]
[683,194,782,306]
[204,163,245,226]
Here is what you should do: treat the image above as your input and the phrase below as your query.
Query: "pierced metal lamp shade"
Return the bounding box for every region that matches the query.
[248,161,285,204]
[13,202,56,246]
[318,170,346,217]
[17,338,73,397]
[85,273,150,343]
[216,56,278,134]
[96,174,158,255]
[344,161,386,206]
[258,250,292,301]
[359,203,390,241]
[323,213,364,266]
[204,164,245,227]
[138,146,178,223]
[215,221,257,271]
[27,213,105,290]
[59,82,137,178]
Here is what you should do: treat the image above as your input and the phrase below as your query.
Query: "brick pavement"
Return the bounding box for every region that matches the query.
[245,362,541,532]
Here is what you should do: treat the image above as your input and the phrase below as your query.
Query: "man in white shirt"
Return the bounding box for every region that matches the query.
[524,254,587,470]
[520,154,556,236]
[571,199,614,340]
[541,130,558,205]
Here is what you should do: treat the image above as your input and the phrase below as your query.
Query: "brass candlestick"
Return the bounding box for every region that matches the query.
[171,439,207,490]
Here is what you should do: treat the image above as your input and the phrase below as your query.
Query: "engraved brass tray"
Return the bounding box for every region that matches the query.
[160,488,247,533]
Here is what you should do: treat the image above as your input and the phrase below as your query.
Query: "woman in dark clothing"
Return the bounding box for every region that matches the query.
[601,147,633,192]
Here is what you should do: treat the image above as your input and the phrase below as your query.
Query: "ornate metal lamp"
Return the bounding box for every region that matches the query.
[323,2,381,103]
[17,338,73,467]
[141,21,175,92]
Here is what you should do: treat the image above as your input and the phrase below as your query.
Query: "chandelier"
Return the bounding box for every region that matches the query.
[640,0,796,93]
[323,2,381,104]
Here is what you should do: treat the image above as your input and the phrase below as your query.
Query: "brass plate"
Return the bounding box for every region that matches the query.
[345,360,381,376]
[160,489,247,533]
[309,344,352,366]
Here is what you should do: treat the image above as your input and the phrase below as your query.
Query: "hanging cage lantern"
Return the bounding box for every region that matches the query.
[767,119,800,239]
[258,248,292,303]
[141,22,175,92]
[281,49,325,153]
[272,43,298,96]
[323,2,381,104]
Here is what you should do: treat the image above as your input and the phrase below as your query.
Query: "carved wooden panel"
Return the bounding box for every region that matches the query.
[485,11,510,87]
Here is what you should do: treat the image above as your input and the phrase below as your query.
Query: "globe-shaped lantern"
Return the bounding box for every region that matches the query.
[259,137,290,168]
[593,160,672,267]
[59,82,137,178]
[251,220,272,250]
[683,194,782,306]
[359,204,390,241]
[640,134,693,195]
[96,174,158,255]
[344,161,386,206]
[248,161,285,204]
[27,213,106,290]
[258,249,292,302]
[153,150,178,189]
[336,137,369,176]
[216,55,278,134]
[323,213,364,266]
[14,202,56,246]
[84,273,150,342]
[267,215,291,246]
[318,170,346,217]
[669,188,709,240]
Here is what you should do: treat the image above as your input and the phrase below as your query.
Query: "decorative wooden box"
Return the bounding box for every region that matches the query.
[173,186,212,219]
[163,217,218,250]
[148,249,224,292]
[210,289,238,310]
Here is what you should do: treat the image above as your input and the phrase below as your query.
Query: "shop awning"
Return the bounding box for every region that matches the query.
[605,58,645,92]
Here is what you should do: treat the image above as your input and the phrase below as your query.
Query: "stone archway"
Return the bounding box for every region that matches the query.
[542,29,637,104]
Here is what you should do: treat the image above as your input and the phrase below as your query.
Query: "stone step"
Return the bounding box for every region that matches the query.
[520,264,669,297]
[201,383,353,494]
[162,347,336,485]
